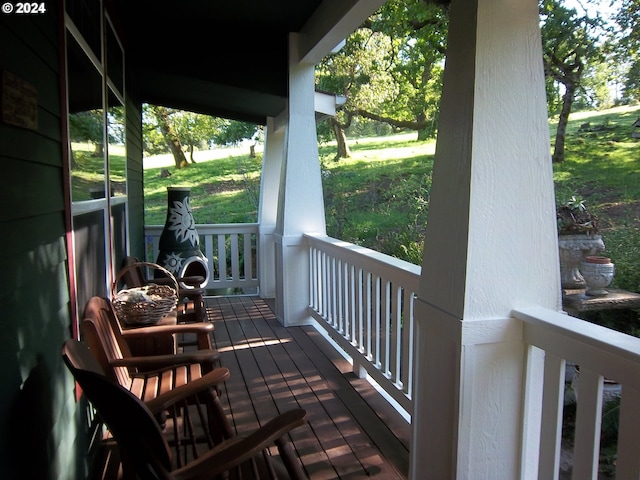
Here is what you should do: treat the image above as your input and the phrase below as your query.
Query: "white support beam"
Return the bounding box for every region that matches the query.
[258,117,286,298]
[295,0,387,65]
[314,90,346,123]
[274,33,327,326]
[410,0,559,478]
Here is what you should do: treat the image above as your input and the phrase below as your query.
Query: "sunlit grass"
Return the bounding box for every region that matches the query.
[553,105,640,210]
[144,153,261,225]
[70,142,128,200]
[141,105,640,273]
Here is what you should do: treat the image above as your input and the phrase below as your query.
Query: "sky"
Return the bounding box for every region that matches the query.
[562,0,616,23]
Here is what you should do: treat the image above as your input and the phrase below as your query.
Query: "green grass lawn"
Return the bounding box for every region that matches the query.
[144,105,640,291]
[71,143,127,201]
[145,106,639,474]
[550,105,640,295]
[144,148,262,224]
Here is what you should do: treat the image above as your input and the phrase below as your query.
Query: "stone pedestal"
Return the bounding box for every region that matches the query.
[558,234,605,289]
[562,288,640,317]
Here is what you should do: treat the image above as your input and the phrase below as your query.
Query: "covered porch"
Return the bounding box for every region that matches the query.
[144,221,640,479]
[207,296,409,479]
[5,0,640,479]
[98,295,410,479]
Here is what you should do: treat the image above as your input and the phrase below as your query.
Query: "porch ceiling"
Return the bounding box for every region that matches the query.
[112,0,325,124]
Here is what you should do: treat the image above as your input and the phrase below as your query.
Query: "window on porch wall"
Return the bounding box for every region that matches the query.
[65,0,127,330]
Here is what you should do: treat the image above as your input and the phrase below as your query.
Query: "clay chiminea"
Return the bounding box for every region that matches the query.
[156,187,209,289]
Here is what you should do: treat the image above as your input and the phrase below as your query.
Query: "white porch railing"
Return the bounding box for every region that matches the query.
[145,223,259,292]
[514,306,640,478]
[305,233,640,477]
[305,233,421,414]
[145,223,640,476]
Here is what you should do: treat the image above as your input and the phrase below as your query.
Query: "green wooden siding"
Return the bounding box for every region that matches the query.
[0,6,90,480]
[126,87,145,261]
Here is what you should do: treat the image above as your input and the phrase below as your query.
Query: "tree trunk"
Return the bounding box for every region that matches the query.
[330,117,351,159]
[352,108,431,138]
[416,112,429,141]
[152,106,188,168]
[188,144,196,163]
[552,83,576,163]
[70,149,77,169]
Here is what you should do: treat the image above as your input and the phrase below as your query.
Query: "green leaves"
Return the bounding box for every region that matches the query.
[315,0,448,140]
[615,0,640,99]
[142,104,259,157]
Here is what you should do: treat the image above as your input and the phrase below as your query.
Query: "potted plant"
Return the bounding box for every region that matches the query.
[581,255,615,297]
[557,196,605,289]
[557,196,599,235]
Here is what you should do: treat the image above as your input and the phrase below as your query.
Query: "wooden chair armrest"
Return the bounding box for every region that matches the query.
[110,350,221,370]
[172,409,308,480]
[122,322,214,350]
[144,367,230,415]
[121,322,213,338]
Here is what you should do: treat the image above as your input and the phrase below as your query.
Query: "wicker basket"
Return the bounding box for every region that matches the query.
[112,262,178,327]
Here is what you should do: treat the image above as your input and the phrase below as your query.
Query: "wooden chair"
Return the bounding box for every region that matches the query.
[97,278,214,356]
[81,296,220,377]
[111,297,214,357]
[62,339,309,479]
[81,297,230,461]
[120,256,207,323]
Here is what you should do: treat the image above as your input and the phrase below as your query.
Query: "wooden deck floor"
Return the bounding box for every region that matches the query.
[205,296,410,479]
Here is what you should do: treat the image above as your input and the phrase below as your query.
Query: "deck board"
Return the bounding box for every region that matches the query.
[205,296,409,479]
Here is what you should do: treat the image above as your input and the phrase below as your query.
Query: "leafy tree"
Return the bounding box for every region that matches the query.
[211,119,255,145]
[142,105,168,156]
[171,111,218,163]
[68,110,104,156]
[211,119,261,157]
[317,29,396,157]
[107,106,126,145]
[170,112,259,161]
[614,0,640,100]
[578,60,616,109]
[540,0,605,163]
[316,0,448,158]
[150,105,189,169]
[365,0,447,141]
[142,104,260,164]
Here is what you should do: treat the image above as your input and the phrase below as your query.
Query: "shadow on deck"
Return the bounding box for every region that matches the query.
[207,296,410,479]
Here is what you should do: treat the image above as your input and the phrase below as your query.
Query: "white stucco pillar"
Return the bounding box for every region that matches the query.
[410,0,562,478]
[273,33,327,326]
[258,117,285,298]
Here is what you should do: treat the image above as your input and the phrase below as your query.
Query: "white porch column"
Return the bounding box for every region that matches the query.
[410,0,561,478]
[274,33,326,326]
[258,116,285,298]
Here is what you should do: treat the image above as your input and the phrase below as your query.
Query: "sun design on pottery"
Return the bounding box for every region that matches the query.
[167,198,199,246]
[163,252,184,274]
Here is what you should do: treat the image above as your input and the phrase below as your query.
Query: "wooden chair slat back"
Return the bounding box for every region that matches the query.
[62,339,173,477]
[81,296,133,387]
[61,335,105,375]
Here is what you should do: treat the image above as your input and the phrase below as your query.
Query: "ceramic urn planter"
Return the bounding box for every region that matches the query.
[580,255,615,297]
[558,234,605,289]
[156,187,210,288]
